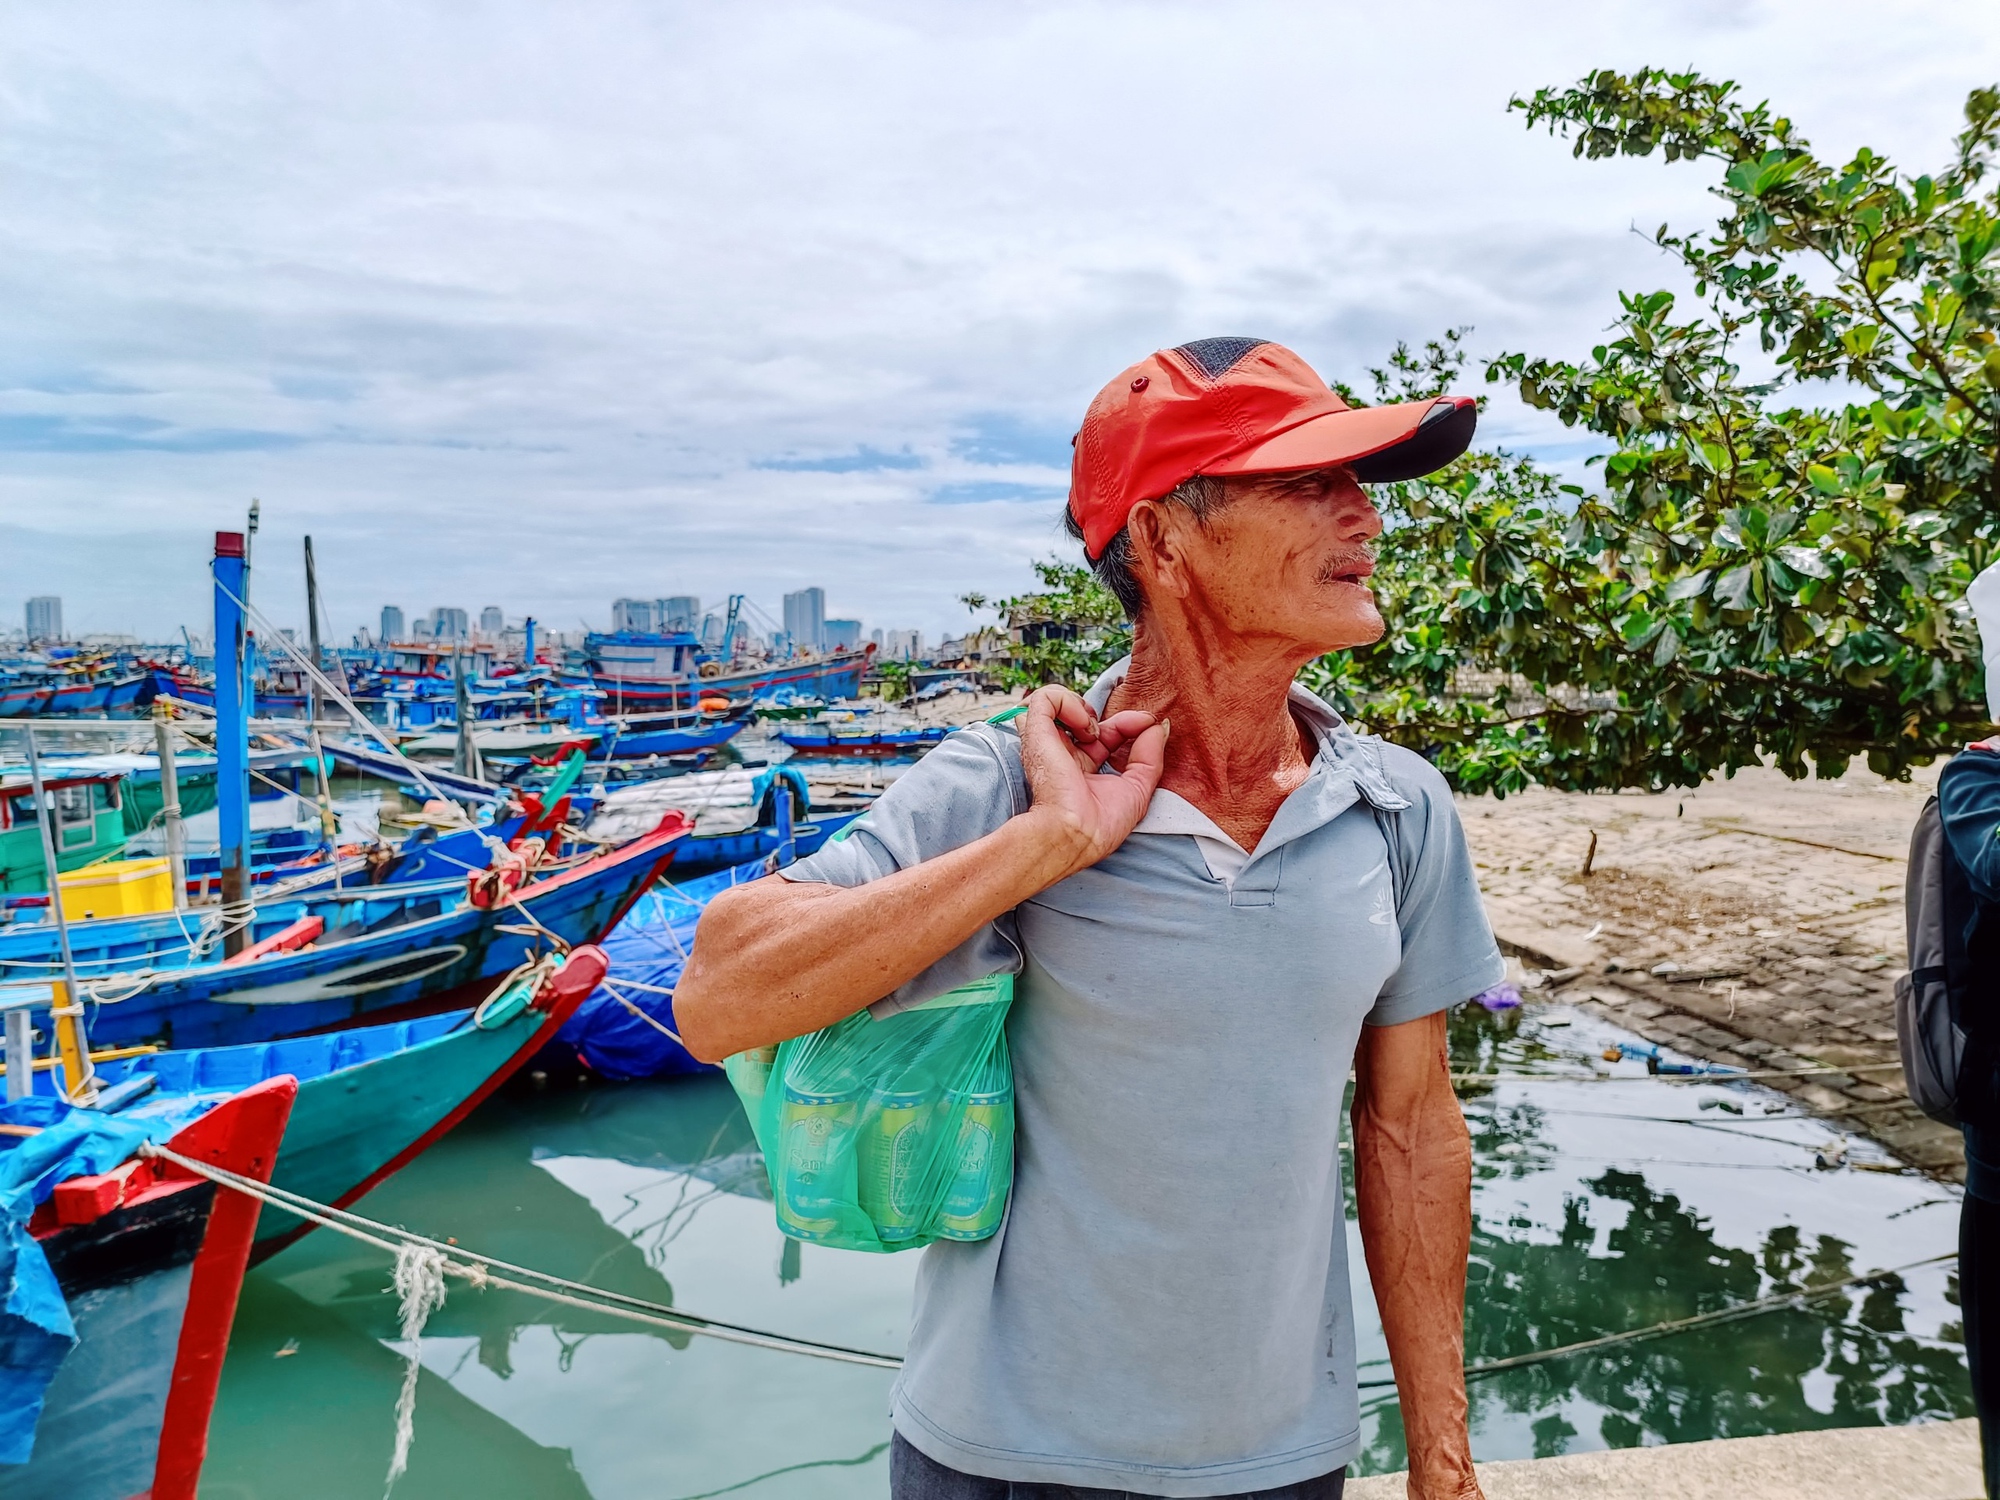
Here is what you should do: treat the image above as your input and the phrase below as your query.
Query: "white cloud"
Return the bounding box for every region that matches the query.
[1,0,1996,639]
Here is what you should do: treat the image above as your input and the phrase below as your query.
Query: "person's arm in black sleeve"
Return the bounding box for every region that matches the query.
[1938,741,2000,903]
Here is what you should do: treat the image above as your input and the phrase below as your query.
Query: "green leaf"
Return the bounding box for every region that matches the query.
[1774,544,1831,578]
[1714,563,1757,609]
[1665,569,1714,601]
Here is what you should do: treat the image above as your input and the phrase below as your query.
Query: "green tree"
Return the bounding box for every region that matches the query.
[962,559,1131,692]
[1310,70,2000,795]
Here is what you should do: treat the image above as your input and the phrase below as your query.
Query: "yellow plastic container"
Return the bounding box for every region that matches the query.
[58,858,175,922]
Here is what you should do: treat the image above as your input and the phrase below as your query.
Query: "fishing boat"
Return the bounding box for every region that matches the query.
[0,681,53,718]
[587,625,875,713]
[0,812,690,1051]
[776,721,950,756]
[0,1074,297,1499]
[12,945,609,1260]
[592,708,749,760]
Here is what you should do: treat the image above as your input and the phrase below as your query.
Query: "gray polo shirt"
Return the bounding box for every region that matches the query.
[782,660,1501,1495]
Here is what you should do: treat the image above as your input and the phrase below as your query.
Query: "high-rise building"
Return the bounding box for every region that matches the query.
[885,628,923,660]
[480,606,504,635]
[429,607,469,640]
[869,628,884,649]
[25,597,61,642]
[611,598,654,634]
[699,613,725,649]
[380,605,406,642]
[783,587,825,651]
[657,596,700,632]
[413,617,432,639]
[823,618,862,652]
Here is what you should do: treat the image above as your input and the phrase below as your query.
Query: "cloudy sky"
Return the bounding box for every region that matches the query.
[3,1,1998,644]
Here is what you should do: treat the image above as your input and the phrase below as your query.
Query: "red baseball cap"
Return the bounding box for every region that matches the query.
[1067,337,1478,559]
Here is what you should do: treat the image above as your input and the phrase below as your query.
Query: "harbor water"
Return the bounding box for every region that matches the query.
[199,998,1972,1498]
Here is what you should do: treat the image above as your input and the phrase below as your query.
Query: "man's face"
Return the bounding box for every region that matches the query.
[1168,467,1385,656]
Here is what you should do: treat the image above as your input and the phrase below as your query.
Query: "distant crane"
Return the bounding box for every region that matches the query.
[719,594,744,661]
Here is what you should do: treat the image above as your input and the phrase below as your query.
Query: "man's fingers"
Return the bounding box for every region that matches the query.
[1093,709,1159,758]
[1114,719,1169,797]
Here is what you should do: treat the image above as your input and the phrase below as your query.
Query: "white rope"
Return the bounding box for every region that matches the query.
[598,977,686,1046]
[137,1141,903,1368]
[384,1242,448,1495]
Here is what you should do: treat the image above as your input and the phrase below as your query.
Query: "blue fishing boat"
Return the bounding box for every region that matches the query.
[13,945,608,1260]
[0,1074,296,1499]
[0,814,690,1051]
[593,710,749,760]
[0,682,52,718]
[777,722,950,756]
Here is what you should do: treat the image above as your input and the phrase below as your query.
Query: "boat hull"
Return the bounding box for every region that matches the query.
[3,1077,296,1500]
[592,652,870,712]
[596,716,747,759]
[776,727,949,756]
[34,822,687,1051]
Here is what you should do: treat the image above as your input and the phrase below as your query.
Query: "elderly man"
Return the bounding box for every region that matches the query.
[677,337,1500,1500]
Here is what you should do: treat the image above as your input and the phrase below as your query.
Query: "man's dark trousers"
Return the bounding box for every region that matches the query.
[890,1434,1347,1500]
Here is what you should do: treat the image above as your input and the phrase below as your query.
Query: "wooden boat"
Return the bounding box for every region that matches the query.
[777,722,950,756]
[0,1074,297,1499]
[16,946,608,1261]
[593,711,748,760]
[0,682,53,718]
[590,649,874,713]
[0,814,690,1051]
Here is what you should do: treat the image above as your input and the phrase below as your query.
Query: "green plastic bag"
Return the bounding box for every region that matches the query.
[724,973,1014,1253]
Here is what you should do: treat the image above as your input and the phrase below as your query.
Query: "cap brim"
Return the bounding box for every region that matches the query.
[1203,397,1476,483]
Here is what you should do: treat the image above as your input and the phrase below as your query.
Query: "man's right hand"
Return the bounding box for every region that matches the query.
[1016,684,1168,882]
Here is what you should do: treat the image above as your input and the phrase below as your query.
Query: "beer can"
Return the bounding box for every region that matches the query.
[776,1080,861,1240]
[936,1084,1014,1241]
[727,1044,779,1125]
[857,1088,935,1242]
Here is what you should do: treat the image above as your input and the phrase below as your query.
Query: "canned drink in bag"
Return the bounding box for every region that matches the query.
[777,1080,860,1240]
[729,1044,779,1122]
[936,1082,1013,1241]
[857,1088,935,1242]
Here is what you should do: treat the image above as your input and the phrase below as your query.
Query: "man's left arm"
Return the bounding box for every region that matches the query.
[1353,1009,1478,1500]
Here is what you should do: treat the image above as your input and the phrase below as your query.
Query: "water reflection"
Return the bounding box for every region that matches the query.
[206,1005,1969,1496]
[1354,1004,1972,1473]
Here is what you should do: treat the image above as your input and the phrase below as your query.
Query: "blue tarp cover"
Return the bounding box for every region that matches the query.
[0,1091,215,1465]
[556,857,766,1080]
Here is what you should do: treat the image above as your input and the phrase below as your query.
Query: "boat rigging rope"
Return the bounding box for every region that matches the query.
[135,1141,904,1368]
[212,580,503,851]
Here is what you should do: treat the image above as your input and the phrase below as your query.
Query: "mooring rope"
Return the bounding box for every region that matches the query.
[142,1139,1955,1404]
[1354,1251,1956,1390]
[137,1141,904,1369]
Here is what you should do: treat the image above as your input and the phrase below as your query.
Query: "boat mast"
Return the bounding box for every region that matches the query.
[213,530,253,958]
[303,536,341,886]
[24,727,95,1102]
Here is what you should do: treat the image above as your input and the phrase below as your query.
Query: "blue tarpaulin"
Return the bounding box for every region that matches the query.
[0,1090,214,1465]
[555,857,767,1080]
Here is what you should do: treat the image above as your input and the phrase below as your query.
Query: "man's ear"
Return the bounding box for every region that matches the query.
[1125,501,1194,603]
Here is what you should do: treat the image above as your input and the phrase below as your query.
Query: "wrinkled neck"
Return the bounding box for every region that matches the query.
[1104,613,1318,846]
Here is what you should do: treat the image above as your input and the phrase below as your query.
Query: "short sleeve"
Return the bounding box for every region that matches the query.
[780,724,1026,1011]
[1366,747,1504,1027]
